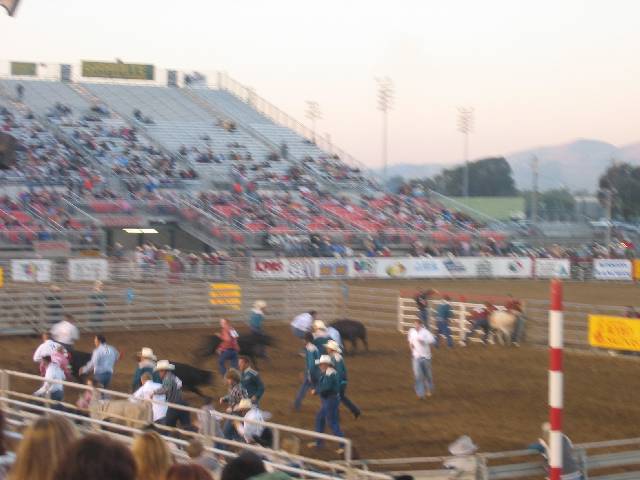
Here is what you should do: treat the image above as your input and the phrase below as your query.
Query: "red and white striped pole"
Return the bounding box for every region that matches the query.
[549,279,564,480]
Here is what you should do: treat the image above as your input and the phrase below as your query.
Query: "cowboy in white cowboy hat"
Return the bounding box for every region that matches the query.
[249,300,268,334]
[325,340,361,419]
[131,347,160,392]
[444,435,478,473]
[232,398,267,444]
[153,360,191,429]
[309,354,344,452]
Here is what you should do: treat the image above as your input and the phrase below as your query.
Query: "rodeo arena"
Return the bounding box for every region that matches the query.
[1,12,640,480]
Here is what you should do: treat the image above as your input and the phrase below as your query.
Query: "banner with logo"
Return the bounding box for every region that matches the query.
[286,259,316,279]
[81,61,154,80]
[68,259,109,281]
[11,259,52,282]
[535,258,571,279]
[315,259,350,279]
[252,259,288,279]
[592,259,632,281]
[10,61,36,76]
[375,257,451,278]
[350,258,377,278]
[589,315,640,351]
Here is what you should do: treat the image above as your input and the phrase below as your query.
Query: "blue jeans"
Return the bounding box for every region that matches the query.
[412,357,434,398]
[339,385,361,417]
[95,371,112,389]
[293,376,314,411]
[218,349,238,375]
[436,319,454,348]
[315,395,343,446]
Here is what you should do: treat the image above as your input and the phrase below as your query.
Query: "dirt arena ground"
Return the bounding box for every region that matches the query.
[1,313,639,460]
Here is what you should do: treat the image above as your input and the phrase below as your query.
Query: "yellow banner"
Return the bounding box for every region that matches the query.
[209,283,241,310]
[0,267,3,288]
[10,62,37,76]
[589,315,640,351]
[81,61,154,80]
[634,259,640,281]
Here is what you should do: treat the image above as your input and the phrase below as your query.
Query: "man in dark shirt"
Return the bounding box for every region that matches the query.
[415,288,438,329]
[154,360,191,428]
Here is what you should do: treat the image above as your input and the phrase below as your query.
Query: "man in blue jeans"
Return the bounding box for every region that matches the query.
[80,334,119,388]
[435,296,454,348]
[309,354,344,453]
[407,318,436,399]
[293,332,319,411]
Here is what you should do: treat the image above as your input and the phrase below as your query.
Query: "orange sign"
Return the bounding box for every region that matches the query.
[589,315,640,351]
[634,259,640,281]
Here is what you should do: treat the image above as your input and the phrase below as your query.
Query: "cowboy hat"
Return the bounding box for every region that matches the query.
[137,347,157,361]
[315,355,333,366]
[325,340,342,353]
[154,360,175,371]
[253,300,267,310]
[234,398,253,412]
[313,320,326,330]
[448,435,478,456]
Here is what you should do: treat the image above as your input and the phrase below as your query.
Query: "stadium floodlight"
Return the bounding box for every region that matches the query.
[123,228,159,234]
[305,101,322,143]
[376,77,394,187]
[457,107,474,198]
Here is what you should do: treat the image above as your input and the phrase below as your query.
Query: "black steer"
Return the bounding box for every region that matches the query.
[71,351,213,397]
[330,319,368,354]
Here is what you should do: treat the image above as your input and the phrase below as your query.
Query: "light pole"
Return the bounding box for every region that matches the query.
[305,100,322,144]
[377,77,394,187]
[457,107,474,197]
[531,155,539,226]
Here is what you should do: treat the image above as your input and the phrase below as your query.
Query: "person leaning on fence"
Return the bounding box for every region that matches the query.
[239,356,265,404]
[435,296,454,349]
[217,318,240,375]
[293,332,320,411]
[309,355,344,453]
[528,422,584,480]
[407,317,436,399]
[131,372,167,422]
[325,340,361,419]
[153,360,192,429]
[80,334,119,389]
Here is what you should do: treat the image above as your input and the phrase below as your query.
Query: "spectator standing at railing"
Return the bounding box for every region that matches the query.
[80,334,119,388]
[435,296,454,349]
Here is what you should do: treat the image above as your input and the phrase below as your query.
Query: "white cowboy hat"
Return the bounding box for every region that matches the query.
[154,360,175,371]
[313,320,326,331]
[233,398,253,412]
[315,354,333,366]
[137,347,157,361]
[325,340,342,353]
[253,300,267,310]
[448,435,478,456]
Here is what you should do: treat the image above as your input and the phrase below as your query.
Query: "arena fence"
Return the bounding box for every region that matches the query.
[0,369,391,480]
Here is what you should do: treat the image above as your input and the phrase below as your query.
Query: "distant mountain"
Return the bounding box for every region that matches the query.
[381,139,640,192]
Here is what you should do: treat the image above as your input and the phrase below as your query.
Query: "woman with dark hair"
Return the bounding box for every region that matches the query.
[0,411,15,480]
[164,464,213,480]
[52,434,136,480]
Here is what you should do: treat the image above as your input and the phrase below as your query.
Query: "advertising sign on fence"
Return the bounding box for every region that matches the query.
[286,259,316,279]
[315,259,350,278]
[81,61,154,80]
[10,61,37,76]
[592,259,632,281]
[589,315,640,351]
[252,259,287,279]
[634,259,640,281]
[351,258,377,278]
[535,258,571,279]
[68,259,109,281]
[11,259,52,282]
[209,283,241,310]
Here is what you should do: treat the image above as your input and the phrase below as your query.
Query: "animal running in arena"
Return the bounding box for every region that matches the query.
[488,310,521,345]
[70,351,213,397]
[330,319,368,354]
[197,331,274,366]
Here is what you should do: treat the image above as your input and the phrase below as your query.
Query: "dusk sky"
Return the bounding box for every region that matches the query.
[1,0,639,171]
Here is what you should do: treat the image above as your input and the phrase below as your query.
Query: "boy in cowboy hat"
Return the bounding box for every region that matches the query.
[153,360,191,428]
[131,347,160,392]
[325,340,361,419]
[309,355,344,452]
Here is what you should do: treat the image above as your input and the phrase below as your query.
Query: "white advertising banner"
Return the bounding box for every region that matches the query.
[375,258,450,278]
[593,259,632,281]
[11,259,52,282]
[535,258,571,279]
[251,259,289,279]
[286,258,316,279]
[68,259,109,281]
[350,258,378,278]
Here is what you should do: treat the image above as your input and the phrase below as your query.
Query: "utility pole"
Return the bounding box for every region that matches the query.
[457,107,474,197]
[604,158,616,253]
[305,101,322,143]
[531,156,539,226]
[376,77,394,187]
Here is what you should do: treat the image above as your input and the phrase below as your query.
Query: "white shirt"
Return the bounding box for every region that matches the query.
[33,339,61,362]
[50,321,80,345]
[131,379,167,421]
[236,406,265,443]
[291,313,313,331]
[408,327,436,359]
[34,363,65,396]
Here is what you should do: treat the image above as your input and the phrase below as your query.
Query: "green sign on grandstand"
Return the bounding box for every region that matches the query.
[81,60,154,80]
[10,61,37,76]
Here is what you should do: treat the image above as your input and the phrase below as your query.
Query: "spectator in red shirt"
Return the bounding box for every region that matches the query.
[217,318,240,375]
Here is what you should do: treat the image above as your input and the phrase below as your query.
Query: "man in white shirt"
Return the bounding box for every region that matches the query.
[233,398,266,444]
[50,314,80,352]
[33,333,61,376]
[34,355,66,402]
[130,372,167,422]
[407,318,436,399]
[291,310,317,339]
